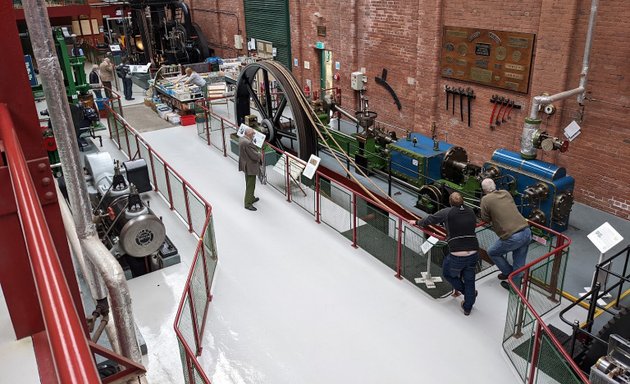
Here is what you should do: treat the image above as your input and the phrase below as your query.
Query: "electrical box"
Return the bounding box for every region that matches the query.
[351,72,365,91]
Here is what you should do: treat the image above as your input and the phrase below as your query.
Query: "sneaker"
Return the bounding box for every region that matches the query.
[500,281,511,291]
[253,197,260,203]
[244,205,257,211]
[498,273,509,280]
[461,302,471,316]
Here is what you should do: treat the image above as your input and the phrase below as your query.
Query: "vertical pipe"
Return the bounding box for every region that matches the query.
[23,0,95,239]
[149,149,158,192]
[286,155,292,203]
[577,0,599,105]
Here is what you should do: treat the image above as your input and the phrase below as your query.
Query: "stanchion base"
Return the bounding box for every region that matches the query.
[415,272,443,289]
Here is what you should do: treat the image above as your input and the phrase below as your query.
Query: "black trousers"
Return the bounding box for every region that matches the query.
[123,77,133,100]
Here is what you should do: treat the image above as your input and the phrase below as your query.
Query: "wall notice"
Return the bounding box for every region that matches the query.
[440,27,536,94]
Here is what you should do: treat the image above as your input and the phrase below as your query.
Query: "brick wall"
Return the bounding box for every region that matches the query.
[191,0,630,220]
[188,0,247,58]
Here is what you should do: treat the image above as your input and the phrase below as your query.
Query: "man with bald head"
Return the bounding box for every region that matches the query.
[480,178,531,290]
[414,192,479,316]
[239,127,262,211]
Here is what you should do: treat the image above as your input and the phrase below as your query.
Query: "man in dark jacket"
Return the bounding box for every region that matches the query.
[116,59,134,100]
[88,64,102,99]
[238,127,262,211]
[415,192,479,315]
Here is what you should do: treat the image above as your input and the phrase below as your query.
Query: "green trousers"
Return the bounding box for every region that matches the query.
[244,174,256,207]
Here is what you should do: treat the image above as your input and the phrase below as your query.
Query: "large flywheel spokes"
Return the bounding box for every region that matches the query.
[235,61,317,161]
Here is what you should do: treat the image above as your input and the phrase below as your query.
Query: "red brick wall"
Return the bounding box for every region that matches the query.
[188,0,247,58]
[192,0,630,220]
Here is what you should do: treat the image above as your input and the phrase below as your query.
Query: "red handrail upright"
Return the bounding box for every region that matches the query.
[0,103,100,383]
[508,222,590,384]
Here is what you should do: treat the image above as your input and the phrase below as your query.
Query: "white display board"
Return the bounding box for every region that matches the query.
[302,155,321,179]
[587,222,623,254]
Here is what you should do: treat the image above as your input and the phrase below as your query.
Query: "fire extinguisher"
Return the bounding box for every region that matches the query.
[304,83,311,98]
[333,72,341,82]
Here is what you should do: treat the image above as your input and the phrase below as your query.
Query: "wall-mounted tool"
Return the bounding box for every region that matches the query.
[458,88,464,122]
[464,88,475,127]
[375,68,402,111]
[489,95,521,129]
[445,85,450,110]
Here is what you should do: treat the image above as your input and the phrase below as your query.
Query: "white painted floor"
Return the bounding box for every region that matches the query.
[0,103,521,383]
[139,123,520,383]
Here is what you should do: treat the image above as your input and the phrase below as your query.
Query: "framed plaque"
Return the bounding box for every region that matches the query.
[440,27,536,94]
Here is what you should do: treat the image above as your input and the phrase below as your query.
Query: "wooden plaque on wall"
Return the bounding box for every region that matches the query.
[440,26,536,94]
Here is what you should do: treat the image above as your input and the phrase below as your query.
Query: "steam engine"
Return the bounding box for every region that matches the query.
[84,153,179,278]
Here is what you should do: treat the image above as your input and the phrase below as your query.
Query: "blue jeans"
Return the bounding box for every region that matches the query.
[488,227,532,283]
[443,252,479,311]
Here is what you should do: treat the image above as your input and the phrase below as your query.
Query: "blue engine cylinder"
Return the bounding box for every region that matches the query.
[485,148,575,232]
[388,133,453,187]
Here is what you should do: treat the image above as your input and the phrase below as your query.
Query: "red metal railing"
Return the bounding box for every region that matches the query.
[506,223,589,384]
[0,103,101,383]
[105,98,216,383]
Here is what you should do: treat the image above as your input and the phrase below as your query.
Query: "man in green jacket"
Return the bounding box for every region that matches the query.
[239,128,261,211]
[480,178,531,290]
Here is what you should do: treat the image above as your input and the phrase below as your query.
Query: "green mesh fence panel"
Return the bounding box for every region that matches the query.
[265,153,288,197]
[351,199,398,270]
[204,217,218,261]
[187,189,207,238]
[319,178,352,234]
[525,255,565,318]
[532,333,583,384]
[138,142,150,164]
[177,295,198,355]
[401,224,452,298]
[189,255,209,334]
[504,289,536,382]
[168,170,187,224]
[119,125,130,158]
[127,130,139,159]
[288,162,315,216]
[177,340,191,384]
[152,155,168,202]
[210,116,230,154]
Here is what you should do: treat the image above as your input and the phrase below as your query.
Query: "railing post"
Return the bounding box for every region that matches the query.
[515,268,530,338]
[548,234,564,302]
[183,184,193,232]
[396,217,403,279]
[164,164,174,210]
[615,250,629,309]
[114,116,121,148]
[586,282,601,333]
[352,192,358,248]
[527,323,543,384]
[221,118,227,157]
[285,155,291,202]
[134,134,140,159]
[315,173,321,224]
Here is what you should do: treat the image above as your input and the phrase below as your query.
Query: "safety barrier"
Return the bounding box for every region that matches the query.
[105,100,216,383]
[504,224,589,384]
[0,104,101,382]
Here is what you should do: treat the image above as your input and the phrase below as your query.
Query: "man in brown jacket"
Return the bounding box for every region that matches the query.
[239,127,262,211]
[99,57,115,98]
[480,178,531,290]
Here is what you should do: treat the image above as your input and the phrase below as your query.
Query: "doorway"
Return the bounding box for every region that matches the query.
[320,50,333,91]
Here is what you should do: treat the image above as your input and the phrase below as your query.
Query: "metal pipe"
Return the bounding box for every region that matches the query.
[23,0,96,239]
[24,0,143,369]
[57,184,121,354]
[332,104,359,124]
[520,0,598,158]
[81,236,143,366]
[578,0,599,105]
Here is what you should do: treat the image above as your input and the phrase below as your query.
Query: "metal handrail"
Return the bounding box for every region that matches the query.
[0,103,101,383]
[507,222,590,383]
[105,102,215,382]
